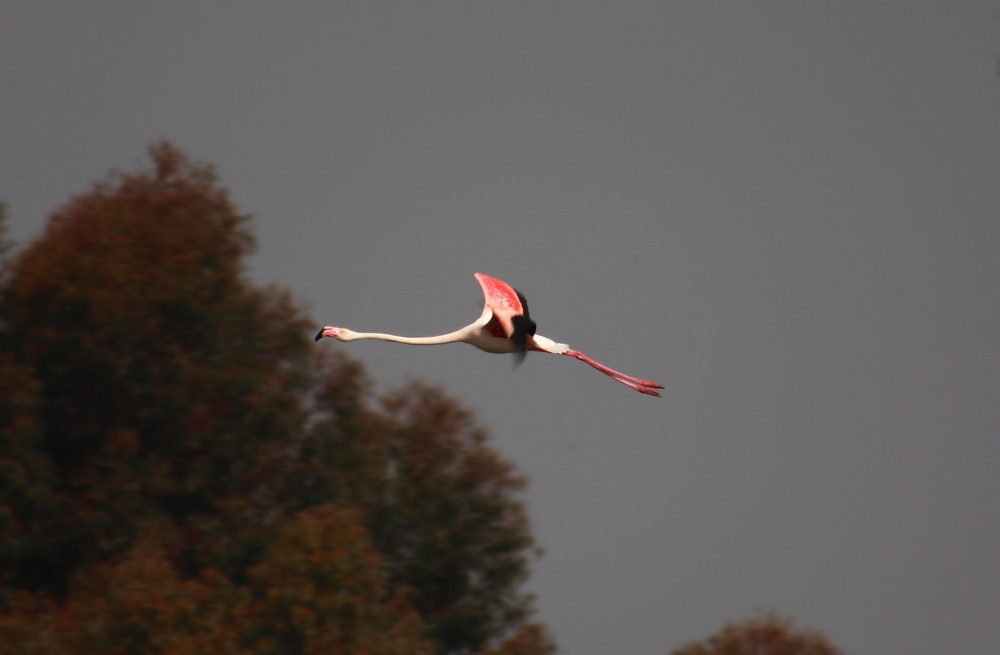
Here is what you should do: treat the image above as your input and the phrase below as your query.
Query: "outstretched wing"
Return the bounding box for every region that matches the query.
[474,273,537,362]
[475,273,523,320]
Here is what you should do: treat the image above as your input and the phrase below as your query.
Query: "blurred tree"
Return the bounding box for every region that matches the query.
[54,522,237,655]
[1,142,312,588]
[670,613,844,655]
[44,509,432,655]
[0,204,66,597]
[0,144,547,655]
[0,589,58,655]
[240,504,431,655]
[292,373,536,653]
[480,623,556,655]
[374,383,534,653]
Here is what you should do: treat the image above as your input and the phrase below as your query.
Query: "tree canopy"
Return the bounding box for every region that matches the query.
[670,613,844,655]
[0,144,554,655]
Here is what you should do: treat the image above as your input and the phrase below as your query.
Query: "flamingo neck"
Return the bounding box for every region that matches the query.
[341,328,471,346]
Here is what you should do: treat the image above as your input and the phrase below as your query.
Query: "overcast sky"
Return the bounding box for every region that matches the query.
[2,3,999,654]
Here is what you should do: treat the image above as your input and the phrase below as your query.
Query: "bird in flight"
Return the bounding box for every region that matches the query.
[316,273,663,397]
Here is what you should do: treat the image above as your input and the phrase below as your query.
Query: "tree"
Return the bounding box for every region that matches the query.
[53,522,238,655]
[286,372,537,653]
[1,142,313,590]
[481,624,556,655]
[0,203,66,598]
[670,613,844,655]
[2,511,434,655]
[373,383,535,653]
[240,504,432,655]
[0,143,547,655]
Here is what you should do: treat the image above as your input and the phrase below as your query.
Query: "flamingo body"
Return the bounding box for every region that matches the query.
[316,273,663,397]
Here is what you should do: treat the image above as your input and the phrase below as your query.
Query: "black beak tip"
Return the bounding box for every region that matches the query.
[314,329,324,342]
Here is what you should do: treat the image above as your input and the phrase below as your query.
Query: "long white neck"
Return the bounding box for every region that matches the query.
[340,326,471,346]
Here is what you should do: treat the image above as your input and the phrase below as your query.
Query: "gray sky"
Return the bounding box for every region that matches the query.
[2,3,999,654]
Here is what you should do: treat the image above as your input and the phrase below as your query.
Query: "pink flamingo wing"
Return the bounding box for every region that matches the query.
[474,273,523,338]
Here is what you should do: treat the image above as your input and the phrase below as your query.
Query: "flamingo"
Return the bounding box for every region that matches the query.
[315,273,663,397]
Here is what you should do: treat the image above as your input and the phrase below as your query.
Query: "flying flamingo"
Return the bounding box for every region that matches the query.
[315,273,663,397]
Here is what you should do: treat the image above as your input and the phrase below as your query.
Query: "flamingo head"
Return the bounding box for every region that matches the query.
[315,326,351,341]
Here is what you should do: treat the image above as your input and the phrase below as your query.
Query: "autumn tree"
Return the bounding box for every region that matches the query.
[53,522,237,655]
[0,203,66,601]
[670,613,844,655]
[291,375,537,653]
[0,144,547,655]
[240,504,432,655]
[480,624,556,655]
[1,143,314,591]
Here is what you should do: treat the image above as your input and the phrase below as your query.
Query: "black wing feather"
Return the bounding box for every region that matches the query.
[510,289,537,367]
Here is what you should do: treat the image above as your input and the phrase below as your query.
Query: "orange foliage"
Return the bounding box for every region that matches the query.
[0,590,59,655]
[56,525,238,655]
[1,511,433,655]
[241,505,432,655]
[374,383,534,651]
[288,374,538,653]
[671,613,844,655]
[480,623,557,655]
[0,143,546,655]
[1,141,313,588]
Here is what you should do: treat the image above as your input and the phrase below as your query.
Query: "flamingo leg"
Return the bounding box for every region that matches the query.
[563,349,663,397]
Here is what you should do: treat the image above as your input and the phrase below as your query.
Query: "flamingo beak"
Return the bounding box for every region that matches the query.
[316,327,342,341]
